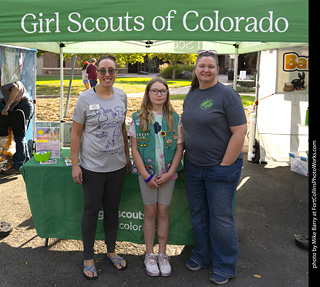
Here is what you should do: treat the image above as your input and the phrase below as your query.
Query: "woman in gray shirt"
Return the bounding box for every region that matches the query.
[181,50,247,285]
[71,56,131,280]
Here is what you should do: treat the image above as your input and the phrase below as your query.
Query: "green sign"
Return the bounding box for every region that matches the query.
[0,0,308,43]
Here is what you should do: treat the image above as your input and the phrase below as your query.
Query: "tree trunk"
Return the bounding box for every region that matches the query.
[172,64,176,80]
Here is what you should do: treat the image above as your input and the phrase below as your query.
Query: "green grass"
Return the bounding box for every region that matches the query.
[36,75,191,96]
[36,75,255,107]
[240,95,255,107]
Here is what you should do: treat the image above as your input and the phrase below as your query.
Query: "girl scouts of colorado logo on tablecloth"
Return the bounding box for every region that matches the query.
[98,210,144,232]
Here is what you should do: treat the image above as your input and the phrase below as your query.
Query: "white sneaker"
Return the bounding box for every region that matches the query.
[144,253,160,276]
[158,253,172,276]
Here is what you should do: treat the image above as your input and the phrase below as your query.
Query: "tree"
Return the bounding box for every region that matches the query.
[115,54,146,68]
[149,53,197,79]
[59,53,146,69]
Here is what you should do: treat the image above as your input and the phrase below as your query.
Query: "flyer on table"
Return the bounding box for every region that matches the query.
[35,127,60,158]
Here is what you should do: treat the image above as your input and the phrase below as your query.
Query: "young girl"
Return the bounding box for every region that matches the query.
[129,77,183,277]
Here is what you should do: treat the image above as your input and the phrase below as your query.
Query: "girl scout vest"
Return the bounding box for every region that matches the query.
[132,111,183,176]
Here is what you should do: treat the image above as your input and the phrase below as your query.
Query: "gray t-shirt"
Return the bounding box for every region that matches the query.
[181,82,247,166]
[72,87,127,172]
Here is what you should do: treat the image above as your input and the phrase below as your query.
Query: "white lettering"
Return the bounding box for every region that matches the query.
[259,11,274,33]
[68,12,82,33]
[38,13,44,33]
[45,12,60,33]
[220,16,234,32]
[234,17,245,32]
[124,12,133,31]
[21,13,37,34]
[245,17,258,32]
[214,11,219,31]
[181,10,288,34]
[119,210,144,220]
[183,10,199,31]
[95,17,108,32]
[166,10,177,31]
[152,16,166,31]
[109,17,123,32]
[275,17,289,33]
[134,16,145,31]
[21,12,60,34]
[200,16,214,32]
[83,17,95,33]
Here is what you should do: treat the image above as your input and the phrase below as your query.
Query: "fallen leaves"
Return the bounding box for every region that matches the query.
[253,274,262,278]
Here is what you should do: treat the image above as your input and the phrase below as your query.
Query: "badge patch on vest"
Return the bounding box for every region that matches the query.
[200,99,214,110]
[137,139,149,147]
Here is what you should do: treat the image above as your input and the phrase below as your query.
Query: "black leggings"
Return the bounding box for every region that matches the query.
[81,166,126,260]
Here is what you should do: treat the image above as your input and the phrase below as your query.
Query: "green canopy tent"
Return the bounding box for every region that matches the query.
[0,0,308,43]
[0,0,308,159]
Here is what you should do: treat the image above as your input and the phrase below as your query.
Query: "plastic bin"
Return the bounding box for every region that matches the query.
[288,151,308,176]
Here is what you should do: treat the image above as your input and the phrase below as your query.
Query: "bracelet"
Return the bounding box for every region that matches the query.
[144,174,154,183]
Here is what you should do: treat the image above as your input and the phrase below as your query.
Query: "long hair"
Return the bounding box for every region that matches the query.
[138,77,174,132]
[82,63,88,71]
[190,52,219,91]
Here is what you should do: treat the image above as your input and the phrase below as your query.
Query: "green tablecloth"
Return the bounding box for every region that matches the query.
[21,148,194,245]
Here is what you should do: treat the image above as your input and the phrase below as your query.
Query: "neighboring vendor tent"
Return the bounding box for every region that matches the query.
[0,45,37,149]
[0,0,308,162]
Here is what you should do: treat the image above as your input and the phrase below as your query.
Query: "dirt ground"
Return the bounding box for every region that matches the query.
[35,97,183,123]
[35,96,251,127]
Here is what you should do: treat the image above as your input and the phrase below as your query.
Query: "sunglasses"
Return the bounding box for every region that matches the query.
[197,50,217,55]
[97,68,117,75]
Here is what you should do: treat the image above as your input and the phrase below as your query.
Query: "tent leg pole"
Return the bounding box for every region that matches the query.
[64,54,76,118]
[233,46,238,90]
[60,46,64,148]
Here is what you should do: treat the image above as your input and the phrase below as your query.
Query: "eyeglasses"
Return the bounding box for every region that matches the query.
[197,50,217,55]
[150,89,168,95]
[97,68,117,75]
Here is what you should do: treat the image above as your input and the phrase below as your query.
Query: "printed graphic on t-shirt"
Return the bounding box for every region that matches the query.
[200,99,214,110]
[95,106,124,152]
[154,121,161,134]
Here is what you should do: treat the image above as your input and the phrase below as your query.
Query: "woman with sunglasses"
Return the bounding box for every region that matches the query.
[181,50,247,285]
[71,55,131,280]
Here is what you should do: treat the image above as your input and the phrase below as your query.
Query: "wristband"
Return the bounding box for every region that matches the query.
[144,174,154,183]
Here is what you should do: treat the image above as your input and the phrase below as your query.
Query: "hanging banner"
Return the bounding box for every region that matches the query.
[276,46,309,94]
[0,46,23,85]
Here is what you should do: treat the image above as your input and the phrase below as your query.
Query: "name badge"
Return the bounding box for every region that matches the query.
[89,104,100,110]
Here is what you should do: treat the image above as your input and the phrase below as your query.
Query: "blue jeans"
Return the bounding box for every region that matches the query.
[89,79,97,87]
[184,157,243,278]
[13,100,34,170]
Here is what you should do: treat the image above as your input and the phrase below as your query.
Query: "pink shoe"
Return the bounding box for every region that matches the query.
[158,253,172,276]
[144,253,160,276]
